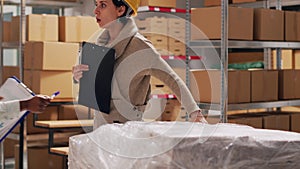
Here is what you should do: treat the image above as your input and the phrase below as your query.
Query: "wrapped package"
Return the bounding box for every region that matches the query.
[69,122,300,169]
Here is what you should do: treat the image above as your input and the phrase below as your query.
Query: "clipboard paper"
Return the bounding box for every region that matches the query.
[0,76,34,142]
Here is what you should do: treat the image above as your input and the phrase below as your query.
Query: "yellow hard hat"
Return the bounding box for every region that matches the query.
[123,0,140,16]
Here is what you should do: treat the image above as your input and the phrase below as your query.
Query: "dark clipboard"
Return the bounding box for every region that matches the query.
[78,42,115,114]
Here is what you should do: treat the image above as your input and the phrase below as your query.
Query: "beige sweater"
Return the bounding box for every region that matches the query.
[93,18,200,127]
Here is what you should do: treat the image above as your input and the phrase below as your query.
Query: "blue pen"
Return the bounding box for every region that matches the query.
[50,91,60,99]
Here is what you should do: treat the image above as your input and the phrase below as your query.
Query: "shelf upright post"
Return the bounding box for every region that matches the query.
[0,0,3,85]
[0,0,4,168]
[220,0,229,123]
[185,0,190,88]
[19,0,28,169]
[185,0,191,121]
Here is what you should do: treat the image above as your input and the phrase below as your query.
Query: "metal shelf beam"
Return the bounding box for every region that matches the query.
[199,100,300,111]
[190,40,300,49]
[3,0,81,8]
[230,0,300,8]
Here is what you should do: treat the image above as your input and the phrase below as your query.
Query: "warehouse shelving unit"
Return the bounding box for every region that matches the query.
[187,0,300,123]
[0,1,82,168]
[137,6,197,105]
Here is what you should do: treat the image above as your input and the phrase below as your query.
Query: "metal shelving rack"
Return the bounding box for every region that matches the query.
[0,1,82,168]
[187,0,300,123]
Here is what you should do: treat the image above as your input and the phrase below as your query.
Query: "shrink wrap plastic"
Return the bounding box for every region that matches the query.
[69,122,300,169]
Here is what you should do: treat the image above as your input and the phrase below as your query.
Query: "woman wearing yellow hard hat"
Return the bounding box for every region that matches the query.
[72,0,206,129]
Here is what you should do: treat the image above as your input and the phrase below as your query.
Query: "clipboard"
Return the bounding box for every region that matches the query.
[0,76,35,142]
[78,42,115,114]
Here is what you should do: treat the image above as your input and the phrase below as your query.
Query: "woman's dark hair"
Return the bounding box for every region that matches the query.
[112,0,134,22]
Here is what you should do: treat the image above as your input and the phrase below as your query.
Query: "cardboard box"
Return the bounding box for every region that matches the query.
[291,112,300,132]
[272,49,293,69]
[59,16,99,42]
[26,146,64,169]
[232,0,257,3]
[204,0,232,7]
[168,18,185,29]
[279,70,300,99]
[161,99,182,121]
[168,37,186,56]
[254,9,284,41]
[11,14,58,42]
[191,7,254,40]
[285,11,300,42]
[58,104,91,120]
[168,18,185,38]
[250,70,278,102]
[264,113,290,131]
[12,106,59,134]
[135,17,168,35]
[144,35,168,49]
[190,70,250,103]
[2,66,20,84]
[228,113,263,129]
[140,0,176,8]
[24,41,78,71]
[24,70,74,98]
[4,138,18,158]
[294,50,300,69]
[3,21,11,42]
[229,52,264,64]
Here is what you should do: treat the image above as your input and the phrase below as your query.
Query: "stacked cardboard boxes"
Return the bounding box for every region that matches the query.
[168,18,186,56]
[279,70,300,100]
[59,16,99,42]
[190,70,251,104]
[140,0,176,8]
[24,41,79,98]
[191,7,254,40]
[135,17,187,56]
[285,11,300,42]
[11,14,59,42]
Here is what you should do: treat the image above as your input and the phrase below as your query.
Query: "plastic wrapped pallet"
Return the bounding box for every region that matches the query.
[69,122,300,169]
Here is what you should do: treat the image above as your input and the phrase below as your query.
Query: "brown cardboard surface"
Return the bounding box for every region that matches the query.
[254,9,284,41]
[24,70,74,98]
[161,99,181,121]
[12,106,59,134]
[250,70,278,102]
[27,146,64,169]
[2,66,20,84]
[24,41,78,71]
[263,113,290,131]
[204,0,233,7]
[144,35,168,49]
[294,50,300,69]
[58,104,91,120]
[135,17,168,35]
[59,16,99,42]
[285,11,300,42]
[232,0,257,3]
[291,112,300,132]
[228,114,263,129]
[3,21,11,42]
[191,7,253,40]
[229,52,263,64]
[11,14,58,42]
[190,70,250,103]
[4,138,18,158]
[279,70,300,99]
[272,49,293,69]
[140,0,176,8]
